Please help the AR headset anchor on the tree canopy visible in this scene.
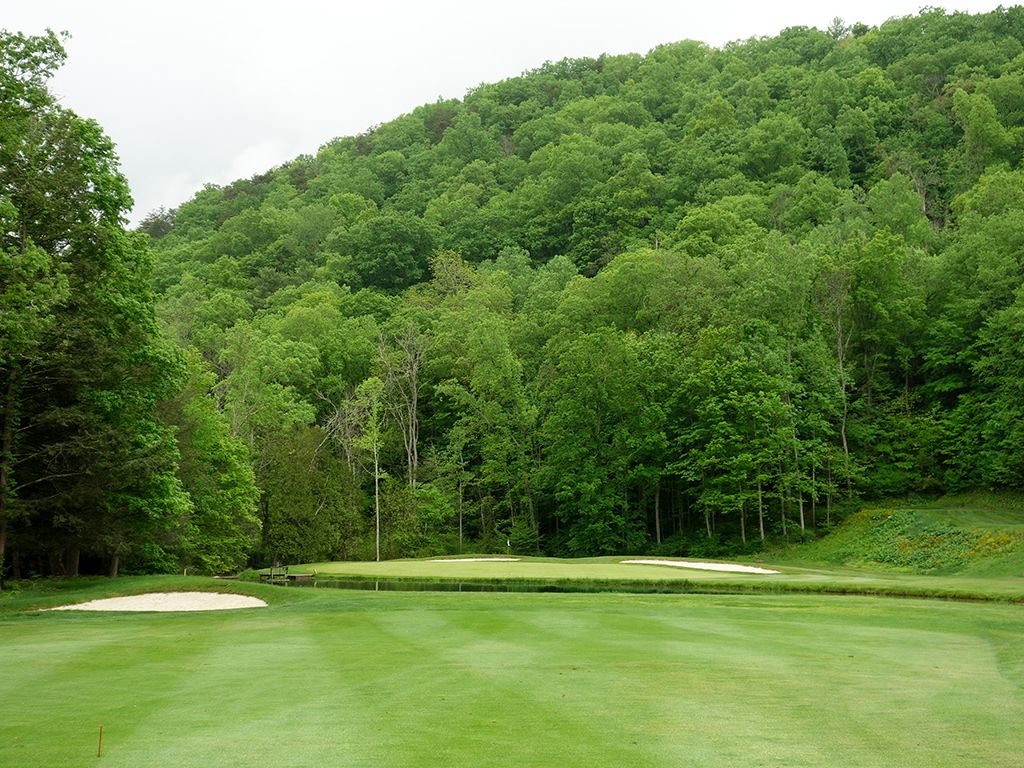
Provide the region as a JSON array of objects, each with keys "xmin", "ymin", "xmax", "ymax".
[
  {"xmin": 1, "ymin": 30, "xmax": 258, "ymax": 580},
  {"xmin": 6, "ymin": 7, "xmax": 1024, "ymax": 572}
]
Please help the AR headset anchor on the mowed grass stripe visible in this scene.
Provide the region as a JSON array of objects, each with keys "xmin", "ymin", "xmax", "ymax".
[
  {"xmin": 117, "ymin": 612, "xmax": 364, "ymax": 767},
  {"xmin": 2, "ymin": 587, "xmax": 1023, "ymax": 767},
  {"xmin": 307, "ymin": 592, "xmax": 1023, "ymax": 767},
  {"xmin": 517, "ymin": 595, "xmax": 1015, "ymax": 766},
  {"xmin": 308, "ymin": 597, "xmax": 666, "ymax": 765},
  {"xmin": 2, "ymin": 611, "xmax": 243, "ymax": 767}
]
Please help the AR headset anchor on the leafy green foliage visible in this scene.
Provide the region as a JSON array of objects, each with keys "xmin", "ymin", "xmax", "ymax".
[
  {"xmin": 1, "ymin": 30, "xmax": 197, "ymax": 581},
  {"xmin": 135, "ymin": 7, "xmax": 1024, "ymax": 564},
  {"xmin": 11, "ymin": 10, "xmax": 1024, "ymax": 573}
]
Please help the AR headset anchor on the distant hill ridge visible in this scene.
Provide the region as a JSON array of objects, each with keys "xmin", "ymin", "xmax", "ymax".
[{"xmin": 86, "ymin": 8, "xmax": 1024, "ymax": 569}]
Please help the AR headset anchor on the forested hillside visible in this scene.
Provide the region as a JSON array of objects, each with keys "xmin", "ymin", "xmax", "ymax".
[{"xmin": 6, "ymin": 8, "xmax": 1024, "ymax": 576}]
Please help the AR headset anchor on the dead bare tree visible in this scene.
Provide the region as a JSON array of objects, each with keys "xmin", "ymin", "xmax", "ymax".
[
  {"xmin": 379, "ymin": 322, "xmax": 425, "ymax": 490},
  {"xmin": 320, "ymin": 390, "xmax": 361, "ymax": 476}
]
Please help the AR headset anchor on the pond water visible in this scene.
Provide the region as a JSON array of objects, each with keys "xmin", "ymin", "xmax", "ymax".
[{"xmin": 292, "ymin": 578, "xmax": 710, "ymax": 594}]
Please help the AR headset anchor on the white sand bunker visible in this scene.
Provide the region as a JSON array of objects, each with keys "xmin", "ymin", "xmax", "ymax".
[
  {"xmin": 48, "ymin": 591, "xmax": 267, "ymax": 612},
  {"xmin": 621, "ymin": 559, "xmax": 780, "ymax": 574},
  {"xmin": 429, "ymin": 557, "xmax": 520, "ymax": 562}
]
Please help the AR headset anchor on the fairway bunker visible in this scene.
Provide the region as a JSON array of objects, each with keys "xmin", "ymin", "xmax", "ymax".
[
  {"xmin": 621, "ymin": 559, "xmax": 781, "ymax": 574},
  {"xmin": 47, "ymin": 592, "xmax": 267, "ymax": 612}
]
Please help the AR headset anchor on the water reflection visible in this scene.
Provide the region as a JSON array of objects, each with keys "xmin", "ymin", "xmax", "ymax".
[{"xmin": 296, "ymin": 579, "xmax": 696, "ymax": 594}]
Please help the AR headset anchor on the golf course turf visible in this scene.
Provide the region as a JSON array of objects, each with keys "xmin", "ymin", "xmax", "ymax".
[
  {"xmin": 293, "ymin": 555, "xmax": 1024, "ymax": 601},
  {"xmin": 2, "ymin": 572, "xmax": 1022, "ymax": 767}
]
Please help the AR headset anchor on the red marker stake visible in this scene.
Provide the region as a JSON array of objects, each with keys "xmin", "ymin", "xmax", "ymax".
[{"xmin": 97, "ymin": 725, "xmax": 103, "ymax": 757}]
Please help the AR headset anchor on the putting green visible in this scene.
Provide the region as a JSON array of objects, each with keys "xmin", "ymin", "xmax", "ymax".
[
  {"xmin": 2, "ymin": 577, "xmax": 1022, "ymax": 767},
  {"xmin": 294, "ymin": 556, "xmax": 1024, "ymax": 600},
  {"xmin": 298, "ymin": 556, "xmax": 786, "ymax": 581}
]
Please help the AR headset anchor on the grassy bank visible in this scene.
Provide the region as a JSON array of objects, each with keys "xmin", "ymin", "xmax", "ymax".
[{"xmin": 781, "ymin": 493, "xmax": 1024, "ymax": 579}]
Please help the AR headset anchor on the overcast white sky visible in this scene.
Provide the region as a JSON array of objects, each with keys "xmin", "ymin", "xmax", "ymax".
[{"xmin": 3, "ymin": 1, "xmax": 1007, "ymax": 223}]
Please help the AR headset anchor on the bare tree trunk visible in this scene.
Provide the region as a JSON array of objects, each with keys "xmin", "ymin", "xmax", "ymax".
[
  {"xmin": 374, "ymin": 445, "xmax": 381, "ymax": 562},
  {"xmin": 258, "ymin": 488, "xmax": 272, "ymax": 556},
  {"xmin": 380, "ymin": 324, "xmax": 423, "ymax": 490},
  {"xmin": 65, "ymin": 548, "xmax": 80, "ymax": 578},
  {"xmin": 811, "ymin": 464, "xmax": 817, "ymax": 530},
  {"xmin": 675, "ymin": 484, "xmax": 683, "ymax": 535},
  {"xmin": 837, "ymin": 317, "xmax": 853, "ymax": 500},
  {"xmin": 740, "ymin": 502, "xmax": 746, "ymax": 544},
  {"xmin": 826, "ymin": 459, "xmax": 833, "ymax": 527},
  {"xmin": 323, "ymin": 391, "xmax": 360, "ymax": 475},
  {"xmin": 840, "ymin": 395, "xmax": 852, "ymax": 499},
  {"xmin": 654, "ymin": 480, "xmax": 662, "ymax": 545},
  {"xmin": 524, "ymin": 470, "xmax": 536, "ymax": 530},
  {"xmin": 781, "ymin": 488, "xmax": 788, "ymax": 541},
  {"xmin": 0, "ymin": 520, "xmax": 6, "ymax": 591},
  {"xmin": 109, "ymin": 554, "xmax": 119, "ymax": 579},
  {"xmin": 798, "ymin": 489, "xmax": 805, "ymax": 535},
  {"xmin": 784, "ymin": 339, "xmax": 806, "ymax": 535},
  {"xmin": 758, "ymin": 478, "xmax": 765, "ymax": 541},
  {"xmin": 0, "ymin": 367, "xmax": 14, "ymax": 591},
  {"xmin": 822, "ymin": 268, "xmax": 854, "ymax": 500}
]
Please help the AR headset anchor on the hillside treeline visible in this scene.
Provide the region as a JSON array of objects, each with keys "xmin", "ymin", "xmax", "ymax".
[{"xmin": 4, "ymin": 8, "xmax": 1024, "ymax": 575}]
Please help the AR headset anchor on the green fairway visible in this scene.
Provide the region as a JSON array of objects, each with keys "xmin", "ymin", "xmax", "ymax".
[{"xmin": 2, "ymin": 577, "xmax": 1022, "ymax": 767}]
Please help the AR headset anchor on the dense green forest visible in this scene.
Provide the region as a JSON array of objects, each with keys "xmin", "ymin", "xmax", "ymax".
[{"xmin": 4, "ymin": 7, "xmax": 1024, "ymax": 577}]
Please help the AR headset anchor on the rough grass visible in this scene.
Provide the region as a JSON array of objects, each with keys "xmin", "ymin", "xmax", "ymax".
[
  {"xmin": 1, "ymin": 576, "xmax": 1022, "ymax": 767},
  {"xmin": 784, "ymin": 493, "xmax": 1024, "ymax": 578}
]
